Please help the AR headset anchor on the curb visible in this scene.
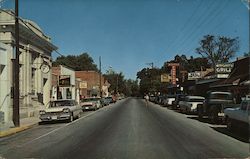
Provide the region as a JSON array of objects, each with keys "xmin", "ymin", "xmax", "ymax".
[{"xmin": 0, "ymin": 123, "xmax": 38, "ymax": 138}]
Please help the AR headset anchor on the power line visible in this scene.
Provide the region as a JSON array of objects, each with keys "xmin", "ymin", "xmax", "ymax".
[
  {"xmin": 179, "ymin": 0, "xmax": 230, "ymax": 54},
  {"xmin": 167, "ymin": 0, "xmax": 204, "ymax": 52},
  {"xmin": 0, "ymin": 9, "xmax": 64, "ymax": 58},
  {"xmin": 176, "ymin": 0, "xmax": 226, "ymax": 54}
]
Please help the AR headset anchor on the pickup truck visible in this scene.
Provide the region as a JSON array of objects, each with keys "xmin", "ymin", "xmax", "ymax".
[
  {"xmin": 224, "ymin": 100, "xmax": 249, "ymax": 131},
  {"xmin": 197, "ymin": 91, "xmax": 234, "ymax": 123}
]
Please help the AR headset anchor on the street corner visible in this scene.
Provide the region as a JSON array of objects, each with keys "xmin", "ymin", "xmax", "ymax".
[{"xmin": 0, "ymin": 123, "xmax": 37, "ymax": 138}]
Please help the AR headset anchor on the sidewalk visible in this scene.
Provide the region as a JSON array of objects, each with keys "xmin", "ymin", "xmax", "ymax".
[{"xmin": 0, "ymin": 117, "xmax": 40, "ymax": 138}]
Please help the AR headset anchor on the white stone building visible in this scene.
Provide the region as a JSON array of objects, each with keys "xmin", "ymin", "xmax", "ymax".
[{"xmin": 0, "ymin": 10, "xmax": 57, "ymax": 124}]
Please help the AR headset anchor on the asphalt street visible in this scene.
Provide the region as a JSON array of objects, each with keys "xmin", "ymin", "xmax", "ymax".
[{"xmin": 0, "ymin": 98, "xmax": 249, "ymax": 159}]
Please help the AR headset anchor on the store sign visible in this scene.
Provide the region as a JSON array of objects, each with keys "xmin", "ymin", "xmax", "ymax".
[
  {"xmin": 216, "ymin": 63, "xmax": 234, "ymax": 78},
  {"xmin": 59, "ymin": 75, "xmax": 70, "ymax": 86},
  {"xmin": 161, "ymin": 74, "xmax": 171, "ymax": 82},
  {"xmin": 188, "ymin": 72, "xmax": 201, "ymax": 80},
  {"xmin": 79, "ymin": 81, "xmax": 87, "ymax": 89},
  {"xmin": 168, "ymin": 63, "xmax": 179, "ymax": 85}
]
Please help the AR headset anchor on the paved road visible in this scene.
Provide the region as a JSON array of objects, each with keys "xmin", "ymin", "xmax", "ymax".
[{"xmin": 0, "ymin": 98, "xmax": 249, "ymax": 159}]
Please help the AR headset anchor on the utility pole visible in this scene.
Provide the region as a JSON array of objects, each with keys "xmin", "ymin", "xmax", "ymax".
[
  {"xmin": 13, "ymin": 0, "xmax": 20, "ymax": 127},
  {"xmin": 99, "ymin": 56, "xmax": 102, "ymax": 97}
]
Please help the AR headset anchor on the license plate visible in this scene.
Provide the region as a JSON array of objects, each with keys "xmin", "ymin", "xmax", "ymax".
[
  {"xmin": 85, "ymin": 107, "xmax": 89, "ymax": 109},
  {"xmin": 52, "ymin": 116, "xmax": 57, "ymax": 120}
]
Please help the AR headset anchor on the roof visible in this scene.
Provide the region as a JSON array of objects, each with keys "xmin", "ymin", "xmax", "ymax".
[{"xmin": 210, "ymin": 57, "xmax": 250, "ymax": 88}]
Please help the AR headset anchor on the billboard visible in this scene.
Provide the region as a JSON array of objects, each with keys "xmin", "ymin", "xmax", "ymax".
[
  {"xmin": 161, "ymin": 74, "xmax": 171, "ymax": 82},
  {"xmin": 188, "ymin": 72, "xmax": 201, "ymax": 80},
  {"xmin": 58, "ymin": 75, "xmax": 70, "ymax": 87},
  {"xmin": 216, "ymin": 63, "xmax": 234, "ymax": 78},
  {"xmin": 79, "ymin": 81, "xmax": 87, "ymax": 89}
]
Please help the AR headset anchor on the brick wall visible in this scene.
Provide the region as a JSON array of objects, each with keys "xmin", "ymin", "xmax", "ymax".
[{"xmin": 75, "ymin": 71, "xmax": 105, "ymax": 97}]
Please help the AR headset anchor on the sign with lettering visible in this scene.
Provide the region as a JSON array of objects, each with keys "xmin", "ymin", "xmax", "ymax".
[
  {"xmin": 216, "ymin": 63, "xmax": 234, "ymax": 78},
  {"xmin": 79, "ymin": 81, "xmax": 87, "ymax": 89},
  {"xmin": 161, "ymin": 74, "xmax": 171, "ymax": 82},
  {"xmin": 168, "ymin": 63, "xmax": 179, "ymax": 85},
  {"xmin": 188, "ymin": 72, "xmax": 201, "ymax": 80},
  {"xmin": 59, "ymin": 75, "xmax": 70, "ymax": 87}
]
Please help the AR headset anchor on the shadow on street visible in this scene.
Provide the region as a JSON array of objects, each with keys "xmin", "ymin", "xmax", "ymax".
[{"xmin": 210, "ymin": 126, "xmax": 249, "ymax": 143}]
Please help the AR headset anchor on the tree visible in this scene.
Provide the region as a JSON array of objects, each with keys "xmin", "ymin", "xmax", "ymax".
[
  {"xmin": 53, "ymin": 53, "xmax": 98, "ymax": 71},
  {"xmin": 244, "ymin": 52, "xmax": 250, "ymax": 57},
  {"xmin": 196, "ymin": 35, "xmax": 239, "ymax": 71},
  {"xmin": 103, "ymin": 72, "xmax": 125, "ymax": 94}
]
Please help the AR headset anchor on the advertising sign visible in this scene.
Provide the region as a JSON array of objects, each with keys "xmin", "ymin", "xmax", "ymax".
[
  {"xmin": 216, "ymin": 63, "xmax": 233, "ymax": 78},
  {"xmin": 59, "ymin": 75, "xmax": 70, "ymax": 87},
  {"xmin": 168, "ymin": 63, "xmax": 179, "ymax": 85},
  {"xmin": 161, "ymin": 74, "xmax": 171, "ymax": 82},
  {"xmin": 188, "ymin": 72, "xmax": 201, "ymax": 80},
  {"xmin": 79, "ymin": 81, "xmax": 87, "ymax": 89}
]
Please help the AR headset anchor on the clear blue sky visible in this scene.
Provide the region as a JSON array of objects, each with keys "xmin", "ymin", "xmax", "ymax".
[{"xmin": 2, "ymin": 0, "xmax": 249, "ymax": 79}]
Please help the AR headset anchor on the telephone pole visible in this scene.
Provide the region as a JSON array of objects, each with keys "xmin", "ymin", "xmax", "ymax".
[
  {"xmin": 13, "ymin": 0, "xmax": 20, "ymax": 127},
  {"xmin": 99, "ymin": 56, "xmax": 102, "ymax": 97}
]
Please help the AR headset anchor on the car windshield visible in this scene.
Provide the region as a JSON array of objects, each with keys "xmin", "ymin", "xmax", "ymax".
[
  {"xmin": 81, "ymin": 98, "xmax": 100, "ymax": 102},
  {"xmin": 210, "ymin": 93, "xmax": 233, "ymax": 100},
  {"xmin": 50, "ymin": 101, "xmax": 74, "ymax": 107},
  {"xmin": 188, "ymin": 98, "xmax": 204, "ymax": 102}
]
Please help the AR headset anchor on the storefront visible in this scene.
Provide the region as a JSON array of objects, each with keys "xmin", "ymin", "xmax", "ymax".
[{"xmin": 210, "ymin": 57, "xmax": 250, "ymax": 103}]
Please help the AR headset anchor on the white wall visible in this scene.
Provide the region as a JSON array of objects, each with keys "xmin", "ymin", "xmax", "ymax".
[
  {"xmin": 60, "ymin": 65, "xmax": 76, "ymax": 100},
  {"xmin": 0, "ymin": 42, "xmax": 12, "ymax": 123}
]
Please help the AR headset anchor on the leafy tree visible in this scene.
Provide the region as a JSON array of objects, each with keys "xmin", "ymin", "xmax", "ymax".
[
  {"xmin": 244, "ymin": 52, "xmax": 250, "ymax": 57},
  {"xmin": 196, "ymin": 35, "xmax": 239, "ymax": 70},
  {"xmin": 53, "ymin": 53, "xmax": 98, "ymax": 71},
  {"xmin": 103, "ymin": 72, "xmax": 125, "ymax": 94}
]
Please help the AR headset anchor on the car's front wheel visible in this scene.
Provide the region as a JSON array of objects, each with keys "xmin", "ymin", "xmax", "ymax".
[
  {"xmin": 226, "ymin": 117, "xmax": 233, "ymax": 131},
  {"xmin": 68, "ymin": 113, "xmax": 74, "ymax": 123},
  {"xmin": 198, "ymin": 106, "xmax": 203, "ymax": 119}
]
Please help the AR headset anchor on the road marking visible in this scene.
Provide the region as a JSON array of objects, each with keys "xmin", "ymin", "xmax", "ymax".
[{"xmin": 17, "ymin": 108, "xmax": 103, "ymax": 147}]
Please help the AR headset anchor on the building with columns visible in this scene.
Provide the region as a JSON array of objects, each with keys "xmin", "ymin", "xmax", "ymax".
[{"xmin": 0, "ymin": 10, "xmax": 57, "ymax": 125}]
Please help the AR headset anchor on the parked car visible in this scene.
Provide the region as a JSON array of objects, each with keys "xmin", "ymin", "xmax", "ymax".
[
  {"xmin": 179, "ymin": 96, "xmax": 205, "ymax": 114},
  {"xmin": 224, "ymin": 100, "xmax": 250, "ymax": 132},
  {"xmin": 101, "ymin": 97, "xmax": 110, "ymax": 106},
  {"xmin": 106, "ymin": 96, "xmax": 117, "ymax": 104},
  {"xmin": 39, "ymin": 99, "xmax": 81, "ymax": 123},
  {"xmin": 197, "ymin": 91, "xmax": 234, "ymax": 123},
  {"xmin": 172, "ymin": 94, "xmax": 186, "ymax": 109},
  {"xmin": 162, "ymin": 95, "xmax": 175, "ymax": 107},
  {"xmin": 81, "ymin": 97, "xmax": 102, "ymax": 111}
]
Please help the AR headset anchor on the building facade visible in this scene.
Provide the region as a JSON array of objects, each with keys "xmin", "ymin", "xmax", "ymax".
[
  {"xmin": 0, "ymin": 10, "xmax": 57, "ymax": 124},
  {"xmin": 75, "ymin": 71, "xmax": 107, "ymax": 98},
  {"xmin": 52, "ymin": 65, "xmax": 77, "ymax": 102}
]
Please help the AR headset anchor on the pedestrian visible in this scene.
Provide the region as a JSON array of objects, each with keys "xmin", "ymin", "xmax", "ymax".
[{"xmin": 144, "ymin": 94, "xmax": 149, "ymax": 107}]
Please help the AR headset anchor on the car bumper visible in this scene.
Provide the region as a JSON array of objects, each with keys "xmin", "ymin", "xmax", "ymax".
[
  {"xmin": 82, "ymin": 106, "xmax": 96, "ymax": 110},
  {"xmin": 40, "ymin": 114, "xmax": 71, "ymax": 121}
]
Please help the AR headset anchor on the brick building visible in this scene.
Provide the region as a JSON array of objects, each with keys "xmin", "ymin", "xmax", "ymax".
[{"xmin": 75, "ymin": 71, "xmax": 107, "ymax": 98}]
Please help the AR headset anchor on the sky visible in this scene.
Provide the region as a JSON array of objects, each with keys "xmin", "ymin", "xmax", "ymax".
[{"xmin": 1, "ymin": 0, "xmax": 249, "ymax": 79}]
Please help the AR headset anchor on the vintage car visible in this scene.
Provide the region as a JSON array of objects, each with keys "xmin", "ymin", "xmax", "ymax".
[
  {"xmin": 81, "ymin": 97, "xmax": 102, "ymax": 111},
  {"xmin": 197, "ymin": 91, "xmax": 234, "ymax": 123},
  {"xmin": 224, "ymin": 100, "xmax": 250, "ymax": 132},
  {"xmin": 39, "ymin": 99, "xmax": 82, "ymax": 123},
  {"xmin": 179, "ymin": 96, "xmax": 205, "ymax": 114}
]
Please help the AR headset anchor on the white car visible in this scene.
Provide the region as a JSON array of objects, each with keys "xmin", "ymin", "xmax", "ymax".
[
  {"xmin": 224, "ymin": 100, "xmax": 250, "ymax": 131},
  {"xmin": 179, "ymin": 96, "xmax": 205, "ymax": 114},
  {"xmin": 39, "ymin": 99, "xmax": 82, "ymax": 123},
  {"xmin": 163, "ymin": 95, "xmax": 175, "ymax": 106},
  {"xmin": 81, "ymin": 97, "xmax": 102, "ymax": 111}
]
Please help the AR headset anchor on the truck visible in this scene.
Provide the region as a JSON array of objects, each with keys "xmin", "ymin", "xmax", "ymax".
[
  {"xmin": 224, "ymin": 100, "xmax": 249, "ymax": 131},
  {"xmin": 197, "ymin": 91, "xmax": 235, "ymax": 123}
]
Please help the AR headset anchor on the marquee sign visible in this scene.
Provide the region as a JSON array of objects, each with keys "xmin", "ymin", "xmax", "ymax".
[
  {"xmin": 216, "ymin": 63, "xmax": 234, "ymax": 78},
  {"xmin": 188, "ymin": 72, "xmax": 202, "ymax": 80}
]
